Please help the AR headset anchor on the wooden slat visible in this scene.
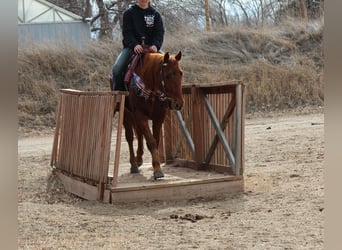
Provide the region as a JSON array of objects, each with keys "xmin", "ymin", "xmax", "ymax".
[
  {"xmin": 51, "ymin": 96, "xmax": 62, "ymax": 166},
  {"xmin": 97, "ymin": 96, "xmax": 107, "ymax": 199},
  {"xmin": 112, "ymin": 94, "xmax": 126, "ymax": 187},
  {"xmin": 52, "ymin": 89, "xmax": 127, "ymax": 199}
]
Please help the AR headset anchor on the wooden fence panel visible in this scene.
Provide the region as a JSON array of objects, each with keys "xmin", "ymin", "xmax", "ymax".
[
  {"xmin": 163, "ymin": 81, "xmax": 245, "ymax": 176},
  {"xmin": 51, "ymin": 89, "xmax": 127, "ymax": 188}
]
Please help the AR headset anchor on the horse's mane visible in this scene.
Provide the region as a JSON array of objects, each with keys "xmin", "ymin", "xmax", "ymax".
[{"xmin": 137, "ymin": 53, "xmax": 164, "ymax": 91}]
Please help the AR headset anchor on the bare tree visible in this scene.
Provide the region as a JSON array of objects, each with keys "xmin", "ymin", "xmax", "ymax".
[
  {"xmin": 226, "ymin": 0, "xmax": 282, "ymax": 26},
  {"xmin": 299, "ymin": 0, "xmax": 307, "ymax": 21},
  {"xmin": 89, "ymin": 0, "xmax": 133, "ymax": 40},
  {"xmin": 90, "ymin": 0, "xmax": 110, "ymax": 39},
  {"xmin": 209, "ymin": 0, "xmax": 230, "ymax": 27},
  {"xmin": 47, "ymin": 0, "xmax": 93, "ymax": 17},
  {"xmin": 154, "ymin": 0, "xmax": 205, "ymax": 32},
  {"xmin": 274, "ymin": 0, "xmax": 323, "ymax": 22},
  {"xmin": 229, "ymin": 0, "xmax": 252, "ymax": 25}
]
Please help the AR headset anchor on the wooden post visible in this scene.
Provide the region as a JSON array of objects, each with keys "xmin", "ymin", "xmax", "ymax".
[
  {"xmin": 112, "ymin": 94, "xmax": 126, "ymax": 187},
  {"xmin": 51, "ymin": 97, "xmax": 62, "ymax": 166},
  {"xmin": 192, "ymin": 86, "xmax": 205, "ymax": 168},
  {"xmin": 240, "ymin": 83, "xmax": 246, "ymax": 176},
  {"xmin": 205, "ymin": 0, "xmax": 210, "ymax": 31}
]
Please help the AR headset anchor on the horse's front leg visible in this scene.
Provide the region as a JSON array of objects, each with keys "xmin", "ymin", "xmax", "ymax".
[
  {"xmin": 138, "ymin": 118, "xmax": 164, "ymax": 179},
  {"xmin": 152, "ymin": 121, "xmax": 162, "ymax": 147},
  {"xmin": 135, "ymin": 126, "xmax": 144, "ymax": 167}
]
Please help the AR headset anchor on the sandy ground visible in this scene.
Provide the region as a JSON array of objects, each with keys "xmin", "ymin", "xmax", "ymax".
[{"xmin": 18, "ymin": 110, "xmax": 324, "ymax": 250}]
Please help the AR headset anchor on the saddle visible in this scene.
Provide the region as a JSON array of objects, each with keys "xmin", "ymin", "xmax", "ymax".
[
  {"xmin": 125, "ymin": 47, "xmax": 153, "ymax": 84},
  {"xmin": 109, "ymin": 48, "xmax": 151, "ymax": 92}
]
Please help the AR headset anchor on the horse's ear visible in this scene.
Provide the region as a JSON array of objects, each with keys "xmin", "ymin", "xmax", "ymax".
[
  {"xmin": 175, "ymin": 51, "xmax": 182, "ymax": 61},
  {"xmin": 163, "ymin": 52, "xmax": 170, "ymax": 64}
]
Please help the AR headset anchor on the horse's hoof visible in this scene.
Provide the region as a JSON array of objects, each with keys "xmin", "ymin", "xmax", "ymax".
[
  {"xmin": 130, "ymin": 167, "xmax": 140, "ymax": 174},
  {"xmin": 154, "ymin": 171, "xmax": 164, "ymax": 180}
]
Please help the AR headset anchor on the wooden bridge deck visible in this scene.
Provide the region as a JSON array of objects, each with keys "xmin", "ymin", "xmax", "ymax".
[
  {"xmin": 106, "ymin": 162, "xmax": 243, "ymax": 203},
  {"xmin": 52, "ymin": 82, "xmax": 245, "ymax": 203}
]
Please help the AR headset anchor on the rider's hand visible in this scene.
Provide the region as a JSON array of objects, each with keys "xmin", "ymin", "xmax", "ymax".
[
  {"xmin": 149, "ymin": 45, "xmax": 157, "ymax": 53},
  {"xmin": 134, "ymin": 44, "xmax": 144, "ymax": 54}
]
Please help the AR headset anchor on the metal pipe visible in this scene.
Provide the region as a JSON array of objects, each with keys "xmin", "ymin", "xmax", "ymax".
[
  {"xmin": 203, "ymin": 94, "xmax": 236, "ymax": 169},
  {"xmin": 175, "ymin": 110, "xmax": 195, "ymax": 157},
  {"xmin": 234, "ymin": 83, "xmax": 242, "ymax": 176}
]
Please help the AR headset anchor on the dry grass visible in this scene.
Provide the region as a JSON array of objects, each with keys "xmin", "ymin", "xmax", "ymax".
[{"xmin": 18, "ymin": 19, "xmax": 323, "ymax": 130}]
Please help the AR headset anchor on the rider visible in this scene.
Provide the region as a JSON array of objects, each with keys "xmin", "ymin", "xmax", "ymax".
[{"xmin": 111, "ymin": 0, "xmax": 165, "ymax": 91}]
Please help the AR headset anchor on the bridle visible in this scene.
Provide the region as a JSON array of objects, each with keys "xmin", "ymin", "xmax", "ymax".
[
  {"xmin": 154, "ymin": 61, "xmax": 170, "ymax": 102},
  {"xmin": 152, "ymin": 60, "xmax": 183, "ymax": 109},
  {"xmin": 132, "ymin": 52, "xmax": 181, "ymax": 109}
]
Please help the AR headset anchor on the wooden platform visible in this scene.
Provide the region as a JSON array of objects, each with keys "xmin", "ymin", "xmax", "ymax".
[
  {"xmin": 109, "ymin": 164, "xmax": 244, "ymax": 203},
  {"xmin": 56, "ymin": 162, "xmax": 244, "ymax": 203},
  {"xmin": 51, "ymin": 83, "xmax": 246, "ymax": 203}
]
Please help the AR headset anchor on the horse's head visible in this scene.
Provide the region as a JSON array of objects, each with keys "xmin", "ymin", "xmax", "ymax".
[{"xmin": 160, "ymin": 51, "xmax": 184, "ymax": 110}]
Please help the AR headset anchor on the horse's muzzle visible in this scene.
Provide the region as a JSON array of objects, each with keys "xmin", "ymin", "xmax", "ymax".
[{"xmin": 168, "ymin": 98, "xmax": 183, "ymax": 110}]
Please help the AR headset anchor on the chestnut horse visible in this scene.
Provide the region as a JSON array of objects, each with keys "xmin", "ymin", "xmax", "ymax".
[{"xmin": 119, "ymin": 51, "xmax": 183, "ymax": 179}]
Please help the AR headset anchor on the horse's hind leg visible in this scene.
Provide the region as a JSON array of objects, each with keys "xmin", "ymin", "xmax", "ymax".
[
  {"xmin": 135, "ymin": 128, "xmax": 144, "ymax": 166},
  {"xmin": 124, "ymin": 110, "xmax": 139, "ymax": 173}
]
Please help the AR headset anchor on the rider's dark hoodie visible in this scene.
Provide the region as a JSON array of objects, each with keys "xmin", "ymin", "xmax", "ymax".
[{"xmin": 122, "ymin": 4, "xmax": 164, "ymax": 50}]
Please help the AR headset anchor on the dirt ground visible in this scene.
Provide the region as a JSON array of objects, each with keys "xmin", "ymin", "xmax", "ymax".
[{"xmin": 18, "ymin": 109, "xmax": 324, "ymax": 250}]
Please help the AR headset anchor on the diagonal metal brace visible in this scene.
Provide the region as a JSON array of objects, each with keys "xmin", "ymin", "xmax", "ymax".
[
  {"xmin": 204, "ymin": 96, "xmax": 236, "ymax": 164},
  {"xmin": 175, "ymin": 110, "xmax": 195, "ymax": 157},
  {"xmin": 202, "ymin": 93, "xmax": 236, "ymax": 170}
]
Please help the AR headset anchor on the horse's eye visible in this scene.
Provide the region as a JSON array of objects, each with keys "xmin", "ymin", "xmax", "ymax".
[{"xmin": 164, "ymin": 69, "xmax": 182, "ymax": 80}]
